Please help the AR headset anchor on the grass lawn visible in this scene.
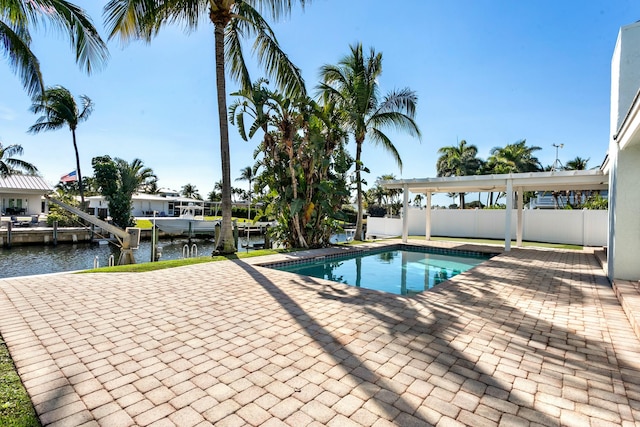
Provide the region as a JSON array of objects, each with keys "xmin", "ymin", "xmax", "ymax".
[
  {"xmin": 0, "ymin": 336, "xmax": 40, "ymax": 427},
  {"xmin": 409, "ymin": 235, "xmax": 583, "ymax": 250},
  {"xmin": 84, "ymin": 248, "xmax": 290, "ymax": 273}
]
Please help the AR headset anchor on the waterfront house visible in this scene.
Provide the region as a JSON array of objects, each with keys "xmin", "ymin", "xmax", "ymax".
[{"xmin": 0, "ymin": 175, "xmax": 53, "ymax": 216}]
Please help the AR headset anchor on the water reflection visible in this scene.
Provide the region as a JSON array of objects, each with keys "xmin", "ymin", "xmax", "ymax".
[
  {"xmin": 276, "ymin": 249, "xmax": 488, "ymax": 295},
  {"xmin": 0, "ymin": 235, "xmax": 266, "ymax": 279}
]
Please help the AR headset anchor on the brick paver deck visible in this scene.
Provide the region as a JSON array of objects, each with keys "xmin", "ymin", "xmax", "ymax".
[{"xmin": 1, "ymin": 242, "xmax": 639, "ymax": 426}]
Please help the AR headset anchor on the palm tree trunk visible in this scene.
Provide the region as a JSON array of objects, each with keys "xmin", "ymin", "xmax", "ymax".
[
  {"xmin": 71, "ymin": 129, "xmax": 85, "ymax": 209},
  {"xmin": 213, "ymin": 23, "xmax": 236, "ymax": 253},
  {"xmin": 354, "ymin": 140, "xmax": 364, "ymax": 240}
]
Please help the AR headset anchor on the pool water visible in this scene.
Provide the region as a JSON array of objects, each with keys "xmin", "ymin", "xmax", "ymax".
[{"xmin": 273, "ymin": 247, "xmax": 492, "ymax": 295}]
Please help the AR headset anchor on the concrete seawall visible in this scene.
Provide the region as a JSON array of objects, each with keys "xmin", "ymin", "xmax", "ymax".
[
  {"xmin": 0, "ymin": 225, "xmax": 210, "ymax": 247},
  {"xmin": 0, "ymin": 227, "xmax": 95, "ymax": 247}
]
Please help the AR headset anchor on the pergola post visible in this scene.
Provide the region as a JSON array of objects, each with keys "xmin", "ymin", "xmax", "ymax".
[
  {"xmin": 425, "ymin": 192, "xmax": 432, "ymax": 240},
  {"xmin": 505, "ymin": 179, "xmax": 513, "ymax": 251},
  {"xmin": 402, "ymin": 184, "xmax": 409, "ymax": 242},
  {"xmin": 516, "ymin": 186, "xmax": 524, "ymax": 247}
]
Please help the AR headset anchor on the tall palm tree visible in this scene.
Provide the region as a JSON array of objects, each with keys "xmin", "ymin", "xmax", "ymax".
[
  {"xmin": 181, "ymin": 183, "xmax": 202, "ymax": 200},
  {"xmin": 0, "ymin": 142, "xmax": 38, "ymax": 178},
  {"xmin": 436, "ymin": 140, "xmax": 482, "ymax": 208},
  {"xmin": 319, "ymin": 43, "xmax": 421, "ymax": 240},
  {"xmin": 29, "ymin": 86, "xmax": 93, "ymax": 207},
  {"xmin": 1, "ymin": 0, "xmax": 108, "ymax": 97},
  {"xmin": 104, "ymin": 0, "xmax": 309, "ymax": 254}
]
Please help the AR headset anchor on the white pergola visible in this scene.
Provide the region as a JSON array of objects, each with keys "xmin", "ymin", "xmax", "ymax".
[{"xmin": 383, "ymin": 170, "xmax": 609, "ymax": 251}]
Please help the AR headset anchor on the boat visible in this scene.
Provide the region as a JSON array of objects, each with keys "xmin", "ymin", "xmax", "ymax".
[{"xmin": 153, "ymin": 206, "xmax": 219, "ymax": 235}]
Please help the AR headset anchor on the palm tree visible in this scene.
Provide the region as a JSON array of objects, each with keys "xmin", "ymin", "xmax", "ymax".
[
  {"xmin": 486, "ymin": 139, "xmax": 542, "ymax": 174},
  {"xmin": 236, "ymin": 165, "xmax": 255, "ymax": 221},
  {"xmin": 564, "ymin": 156, "xmax": 590, "ymax": 207},
  {"xmin": 117, "ymin": 158, "xmax": 157, "ymax": 196},
  {"xmin": 104, "ymin": 0, "xmax": 309, "ymax": 254},
  {"xmin": 565, "ymin": 156, "xmax": 589, "ymax": 171},
  {"xmin": 0, "ymin": 142, "xmax": 38, "ymax": 178},
  {"xmin": 29, "ymin": 86, "xmax": 93, "ymax": 207},
  {"xmin": 319, "ymin": 43, "xmax": 421, "ymax": 240},
  {"xmin": 436, "ymin": 140, "xmax": 483, "ymax": 208},
  {"xmin": 181, "ymin": 183, "xmax": 202, "ymax": 200},
  {"xmin": 236, "ymin": 166, "xmax": 255, "ymax": 193},
  {"xmin": 2, "ymin": 0, "xmax": 108, "ymax": 97},
  {"xmin": 486, "ymin": 139, "xmax": 542, "ymax": 207}
]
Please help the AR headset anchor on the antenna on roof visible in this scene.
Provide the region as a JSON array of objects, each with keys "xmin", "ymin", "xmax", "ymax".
[{"xmin": 552, "ymin": 143, "xmax": 564, "ymax": 171}]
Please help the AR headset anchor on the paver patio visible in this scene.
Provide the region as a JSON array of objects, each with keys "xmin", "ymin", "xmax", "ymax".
[{"xmin": 1, "ymin": 241, "xmax": 639, "ymax": 426}]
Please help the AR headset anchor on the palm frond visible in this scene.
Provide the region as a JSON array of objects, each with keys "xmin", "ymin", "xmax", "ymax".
[
  {"xmin": 0, "ymin": 19, "xmax": 44, "ymax": 96},
  {"xmin": 368, "ymin": 128, "xmax": 402, "ymax": 170},
  {"xmin": 104, "ymin": 0, "xmax": 162, "ymax": 42},
  {"xmin": 225, "ymin": 17, "xmax": 253, "ymax": 93},
  {"xmin": 250, "ymin": 0, "xmax": 310, "ymax": 21},
  {"xmin": 368, "ymin": 111, "xmax": 421, "ymax": 139},
  {"xmin": 28, "ymin": 0, "xmax": 111, "ymax": 73},
  {"xmin": 237, "ymin": 2, "xmax": 306, "ymax": 98}
]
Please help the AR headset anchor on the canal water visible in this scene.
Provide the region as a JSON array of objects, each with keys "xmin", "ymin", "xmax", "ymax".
[{"xmin": 0, "ymin": 236, "xmax": 265, "ymax": 279}]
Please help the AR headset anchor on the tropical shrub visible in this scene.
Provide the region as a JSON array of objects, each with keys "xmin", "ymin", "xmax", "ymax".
[{"xmin": 230, "ymin": 82, "xmax": 352, "ymax": 248}]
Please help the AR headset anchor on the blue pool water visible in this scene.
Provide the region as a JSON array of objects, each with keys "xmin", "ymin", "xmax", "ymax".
[{"xmin": 272, "ymin": 247, "xmax": 493, "ymax": 295}]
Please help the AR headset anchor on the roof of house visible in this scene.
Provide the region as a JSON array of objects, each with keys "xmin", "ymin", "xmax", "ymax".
[
  {"xmin": 383, "ymin": 170, "xmax": 609, "ymax": 194},
  {"xmin": 0, "ymin": 175, "xmax": 53, "ymax": 192}
]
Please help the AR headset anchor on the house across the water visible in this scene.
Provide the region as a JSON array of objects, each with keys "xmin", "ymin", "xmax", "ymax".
[{"xmin": 0, "ymin": 175, "xmax": 53, "ymax": 216}]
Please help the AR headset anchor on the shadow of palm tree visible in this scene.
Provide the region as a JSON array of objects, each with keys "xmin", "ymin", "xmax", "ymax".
[{"xmin": 237, "ymin": 246, "xmax": 638, "ymax": 425}]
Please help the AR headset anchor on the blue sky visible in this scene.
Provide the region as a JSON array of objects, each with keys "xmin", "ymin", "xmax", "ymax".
[{"xmin": 1, "ymin": 0, "xmax": 639, "ymax": 205}]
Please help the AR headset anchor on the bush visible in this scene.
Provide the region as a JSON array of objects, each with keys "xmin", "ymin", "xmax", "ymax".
[
  {"xmin": 582, "ymin": 194, "xmax": 608, "ymax": 210},
  {"xmin": 367, "ymin": 204, "xmax": 387, "ymax": 217}
]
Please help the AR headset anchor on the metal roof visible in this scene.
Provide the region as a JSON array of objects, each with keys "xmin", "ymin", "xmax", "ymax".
[
  {"xmin": 0, "ymin": 175, "xmax": 54, "ymax": 192},
  {"xmin": 383, "ymin": 170, "xmax": 609, "ymax": 194}
]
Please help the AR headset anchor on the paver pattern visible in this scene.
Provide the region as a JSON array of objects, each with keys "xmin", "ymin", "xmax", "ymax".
[{"xmin": 1, "ymin": 241, "xmax": 639, "ymax": 426}]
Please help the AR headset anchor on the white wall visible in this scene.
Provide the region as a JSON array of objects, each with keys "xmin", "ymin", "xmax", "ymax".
[
  {"xmin": 611, "ymin": 22, "xmax": 640, "ymax": 134},
  {"xmin": 367, "ymin": 208, "xmax": 608, "ymax": 246}
]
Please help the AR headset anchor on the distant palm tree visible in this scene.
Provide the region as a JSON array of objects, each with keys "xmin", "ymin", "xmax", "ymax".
[
  {"xmin": 0, "ymin": 142, "xmax": 38, "ymax": 178},
  {"xmin": 486, "ymin": 139, "xmax": 542, "ymax": 174},
  {"xmin": 565, "ymin": 156, "xmax": 589, "ymax": 171},
  {"xmin": 236, "ymin": 166, "xmax": 255, "ymax": 192},
  {"xmin": 140, "ymin": 179, "xmax": 159, "ymax": 194},
  {"xmin": 29, "ymin": 86, "xmax": 93, "ymax": 207},
  {"xmin": 181, "ymin": 183, "xmax": 202, "ymax": 200},
  {"xmin": 319, "ymin": 43, "xmax": 421, "ymax": 240},
  {"xmin": 436, "ymin": 140, "xmax": 482, "ymax": 208},
  {"xmin": 104, "ymin": 0, "xmax": 309, "ymax": 254},
  {"xmin": 564, "ymin": 156, "xmax": 590, "ymax": 207},
  {"xmin": 236, "ymin": 165, "xmax": 255, "ymax": 221},
  {"xmin": 2, "ymin": 0, "xmax": 108, "ymax": 97},
  {"xmin": 117, "ymin": 158, "xmax": 157, "ymax": 196},
  {"xmin": 486, "ymin": 139, "xmax": 542, "ymax": 207}
]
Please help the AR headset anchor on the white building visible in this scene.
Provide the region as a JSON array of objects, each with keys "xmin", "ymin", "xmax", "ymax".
[
  {"xmin": 0, "ymin": 175, "xmax": 53, "ymax": 216},
  {"xmin": 604, "ymin": 21, "xmax": 640, "ymax": 280}
]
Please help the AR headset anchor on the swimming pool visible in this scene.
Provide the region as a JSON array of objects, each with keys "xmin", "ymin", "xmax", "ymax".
[{"xmin": 269, "ymin": 245, "xmax": 495, "ymax": 295}]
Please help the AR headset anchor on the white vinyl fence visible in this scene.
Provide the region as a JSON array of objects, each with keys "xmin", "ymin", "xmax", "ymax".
[{"xmin": 366, "ymin": 207, "xmax": 608, "ymax": 247}]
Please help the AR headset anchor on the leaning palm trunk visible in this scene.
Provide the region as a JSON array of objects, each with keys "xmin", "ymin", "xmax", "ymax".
[
  {"xmin": 71, "ymin": 129, "xmax": 85, "ymax": 207},
  {"xmin": 213, "ymin": 22, "xmax": 235, "ymax": 253}
]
